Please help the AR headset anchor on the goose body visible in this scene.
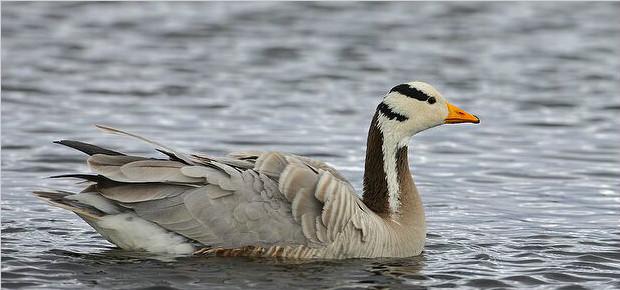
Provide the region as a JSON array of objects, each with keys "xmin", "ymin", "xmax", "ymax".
[{"xmin": 35, "ymin": 81, "xmax": 479, "ymax": 259}]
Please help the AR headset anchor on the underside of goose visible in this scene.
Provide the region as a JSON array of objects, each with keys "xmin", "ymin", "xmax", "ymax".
[{"xmin": 34, "ymin": 81, "xmax": 479, "ymax": 259}]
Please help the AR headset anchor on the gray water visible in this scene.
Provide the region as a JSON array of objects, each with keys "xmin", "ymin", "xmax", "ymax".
[{"xmin": 2, "ymin": 2, "xmax": 620, "ymax": 289}]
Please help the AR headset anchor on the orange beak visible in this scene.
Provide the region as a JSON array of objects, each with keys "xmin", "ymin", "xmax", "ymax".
[{"xmin": 445, "ymin": 103, "xmax": 480, "ymax": 124}]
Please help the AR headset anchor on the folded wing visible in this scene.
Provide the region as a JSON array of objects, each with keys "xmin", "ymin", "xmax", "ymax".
[{"xmin": 55, "ymin": 126, "xmax": 370, "ymax": 250}]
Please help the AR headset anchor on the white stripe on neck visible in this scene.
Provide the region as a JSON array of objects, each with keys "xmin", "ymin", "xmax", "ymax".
[{"xmin": 376, "ymin": 115, "xmax": 410, "ymax": 216}]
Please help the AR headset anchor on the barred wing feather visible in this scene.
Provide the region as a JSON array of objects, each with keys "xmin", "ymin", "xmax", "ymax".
[{"xmin": 65, "ymin": 126, "xmax": 369, "ymax": 251}]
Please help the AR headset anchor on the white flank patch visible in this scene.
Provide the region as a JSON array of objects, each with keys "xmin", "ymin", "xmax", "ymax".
[
  {"xmin": 96, "ymin": 213, "xmax": 195, "ymax": 255},
  {"xmin": 66, "ymin": 192, "xmax": 122, "ymax": 214}
]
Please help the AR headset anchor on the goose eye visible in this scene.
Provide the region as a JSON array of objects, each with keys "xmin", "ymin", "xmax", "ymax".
[{"xmin": 427, "ymin": 97, "xmax": 436, "ymax": 104}]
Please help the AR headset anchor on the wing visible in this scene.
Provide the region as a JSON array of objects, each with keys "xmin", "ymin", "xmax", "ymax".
[
  {"xmin": 67, "ymin": 126, "xmax": 368, "ymax": 249},
  {"xmin": 227, "ymin": 150, "xmax": 353, "ymax": 187}
]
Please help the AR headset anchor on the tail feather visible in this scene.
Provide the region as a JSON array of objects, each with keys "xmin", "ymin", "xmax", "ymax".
[
  {"xmin": 33, "ymin": 191, "xmax": 196, "ymax": 254},
  {"xmin": 53, "ymin": 140, "xmax": 125, "ymax": 156},
  {"xmin": 33, "ymin": 191, "xmax": 105, "ymax": 219}
]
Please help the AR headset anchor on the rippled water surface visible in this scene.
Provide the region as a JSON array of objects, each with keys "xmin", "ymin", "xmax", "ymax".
[{"xmin": 2, "ymin": 2, "xmax": 620, "ymax": 289}]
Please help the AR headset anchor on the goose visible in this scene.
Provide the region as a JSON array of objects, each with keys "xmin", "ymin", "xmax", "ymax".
[{"xmin": 34, "ymin": 81, "xmax": 479, "ymax": 259}]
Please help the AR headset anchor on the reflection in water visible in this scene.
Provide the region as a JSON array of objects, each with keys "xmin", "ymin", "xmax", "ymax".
[{"xmin": 2, "ymin": 1, "xmax": 620, "ymax": 289}]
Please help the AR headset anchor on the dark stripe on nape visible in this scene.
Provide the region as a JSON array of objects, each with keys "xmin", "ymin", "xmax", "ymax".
[
  {"xmin": 389, "ymin": 84, "xmax": 430, "ymax": 102},
  {"xmin": 377, "ymin": 102, "xmax": 408, "ymax": 121}
]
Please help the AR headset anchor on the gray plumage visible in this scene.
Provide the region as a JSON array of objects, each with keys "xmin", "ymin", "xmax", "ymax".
[{"xmin": 36, "ymin": 126, "xmax": 421, "ymax": 258}]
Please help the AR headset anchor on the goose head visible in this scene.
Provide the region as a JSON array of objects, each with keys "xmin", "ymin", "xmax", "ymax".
[{"xmin": 376, "ymin": 81, "xmax": 479, "ymax": 145}]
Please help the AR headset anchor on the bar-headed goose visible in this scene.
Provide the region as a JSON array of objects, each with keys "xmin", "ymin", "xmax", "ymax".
[{"xmin": 35, "ymin": 81, "xmax": 479, "ymax": 258}]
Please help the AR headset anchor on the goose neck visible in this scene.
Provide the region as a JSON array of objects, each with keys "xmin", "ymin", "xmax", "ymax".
[{"xmin": 362, "ymin": 112, "xmax": 421, "ymax": 222}]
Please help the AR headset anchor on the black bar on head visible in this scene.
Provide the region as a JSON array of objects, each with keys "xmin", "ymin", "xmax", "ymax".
[
  {"xmin": 389, "ymin": 84, "xmax": 430, "ymax": 101},
  {"xmin": 377, "ymin": 102, "xmax": 408, "ymax": 121}
]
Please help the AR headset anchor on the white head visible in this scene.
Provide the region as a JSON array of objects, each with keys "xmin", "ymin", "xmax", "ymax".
[
  {"xmin": 364, "ymin": 81, "xmax": 480, "ymax": 216},
  {"xmin": 375, "ymin": 81, "xmax": 479, "ymax": 146}
]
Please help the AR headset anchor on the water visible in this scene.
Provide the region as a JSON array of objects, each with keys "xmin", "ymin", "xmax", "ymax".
[{"xmin": 2, "ymin": 2, "xmax": 620, "ymax": 289}]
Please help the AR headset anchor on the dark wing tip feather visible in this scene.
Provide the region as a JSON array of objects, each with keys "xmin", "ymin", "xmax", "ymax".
[
  {"xmin": 54, "ymin": 140, "xmax": 125, "ymax": 156},
  {"xmin": 156, "ymin": 149, "xmax": 190, "ymax": 164},
  {"xmin": 49, "ymin": 174, "xmax": 120, "ymax": 188},
  {"xmin": 49, "ymin": 174, "xmax": 101, "ymax": 182},
  {"xmin": 33, "ymin": 190, "xmax": 71, "ymax": 199}
]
